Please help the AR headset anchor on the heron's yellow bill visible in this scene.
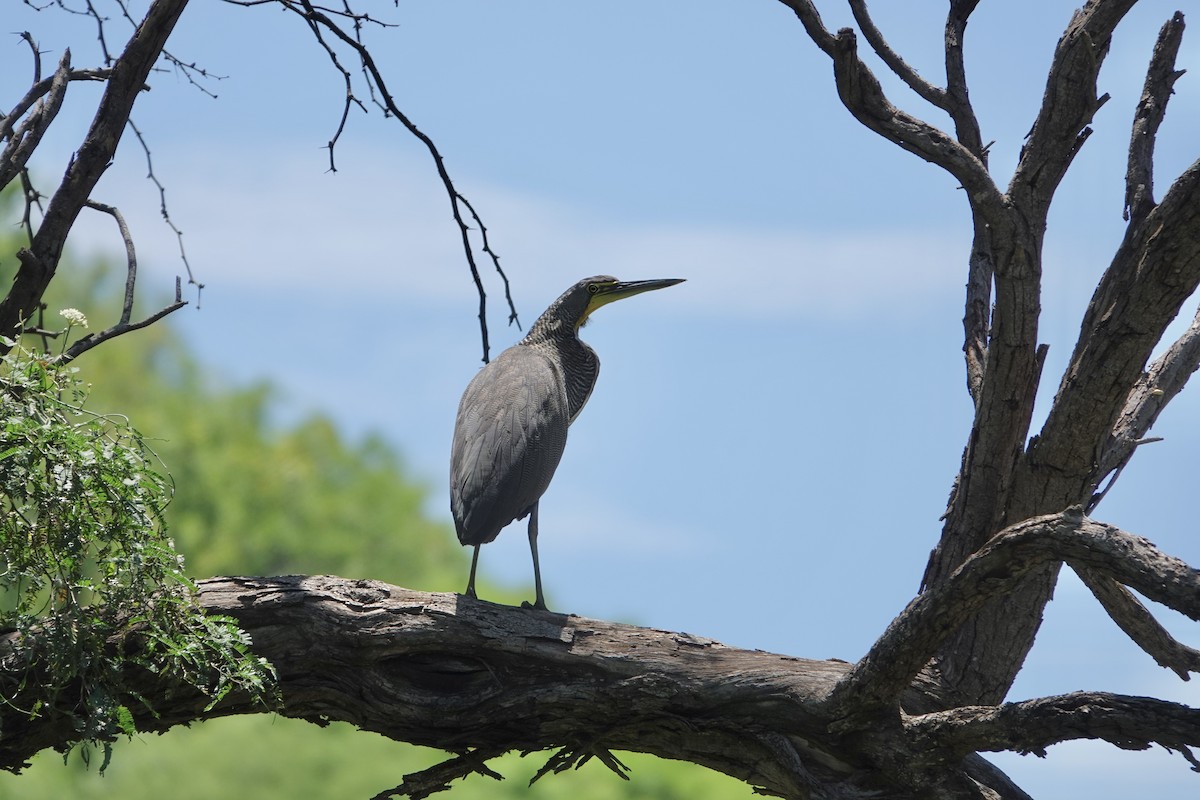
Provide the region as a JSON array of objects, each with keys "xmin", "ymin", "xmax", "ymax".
[{"xmin": 577, "ymin": 277, "xmax": 685, "ymax": 327}]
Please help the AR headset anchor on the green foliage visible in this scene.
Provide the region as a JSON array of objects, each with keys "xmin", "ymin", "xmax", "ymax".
[{"xmin": 0, "ymin": 335, "xmax": 274, "ymax": 768}]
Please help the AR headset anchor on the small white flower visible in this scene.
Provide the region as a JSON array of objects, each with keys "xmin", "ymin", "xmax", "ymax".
[{"xmin": 59, "ymin": 308, "xmax": 89, "ymax": 329}]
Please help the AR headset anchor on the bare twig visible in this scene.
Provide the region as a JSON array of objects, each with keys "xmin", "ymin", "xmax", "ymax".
[
  {"xmin": 18, "ymin": 169, "xmax": 43, "ymax": 245},
  {"xmin": 530, "ymin": 741, "xmax": 630, "ymax": 785},
  {"xmin": 293, "ymin": 5, "xmax": 368, "ymax": 172},
  {"xmin": 125, "ymin": 118, "xmax": 203, "ymax": 301},
  {"xmin": 53, "ymin": 290, "xmax": 187, "ymax": 365},
  {"xmin": 281, "ymin": 0, "xmax": 520, "ymax": 362}
]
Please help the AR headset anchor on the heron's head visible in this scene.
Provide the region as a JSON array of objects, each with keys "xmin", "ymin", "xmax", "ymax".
[
  {"xmin": 524, "ymin": 276, "xmax": 685, "ymax": 343},
  {"xmin": 570, "ymin": 275, "xmax": 685, "ymax": 329}
]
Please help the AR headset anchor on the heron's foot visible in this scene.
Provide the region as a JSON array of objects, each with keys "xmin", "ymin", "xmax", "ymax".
[
  {"xmin": 464, "ymin": 586, "xmax": 478, "ymax": 600},
  {"xmin": 521, "ymin": 599, "xmax": 549, "ymax": 611}
]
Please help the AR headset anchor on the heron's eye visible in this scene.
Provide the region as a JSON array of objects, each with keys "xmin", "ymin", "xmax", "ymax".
[{"xmin": 587, "ymin": 283, "xmax": 600, "ymax": 294}]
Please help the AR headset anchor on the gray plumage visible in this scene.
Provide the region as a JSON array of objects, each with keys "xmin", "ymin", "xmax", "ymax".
[{"xmin": 450, "ymin": 274, "xmax": 683, "ymax": 610}]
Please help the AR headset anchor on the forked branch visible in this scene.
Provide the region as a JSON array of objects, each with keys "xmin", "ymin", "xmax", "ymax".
[
  {"xmin": 777, "ymin": 0, "xmax": 1001, "ymax": 216},
  {"xmin": 49, "ymin": 201, "xmax": 187, "ymax": 366},
  {"xmin": 830, "ymin": 510, "xmax": 1200, "ymax": 713}
]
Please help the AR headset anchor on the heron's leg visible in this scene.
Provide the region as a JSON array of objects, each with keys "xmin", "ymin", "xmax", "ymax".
[
  {"xmin": 465, "ymin": 544, "xmax": 480, "ymax": 599},
  {"xmin": 523, "ymin": 502, "xmax": 549, "ymax": 611}
]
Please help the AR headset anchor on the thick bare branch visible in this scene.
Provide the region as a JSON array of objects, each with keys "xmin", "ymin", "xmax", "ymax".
[
  {"xmin": 834, "ymin": 510, "xmax": 1200, "ymax": 713},
  {"xmin": 1075, "ymin": 565, "xmax": 1200, "ymax": 681},
  {"xmin": 907, "ymin": 692, "xmax": 1200, "ymax": 770},
  {"xmin": 1125, "ymin": 12, "xmax": 1186, "ymax": 225},
  {"xmin": 1025, "ymin": 155, "xmax": 1200, "ymax": 515},
  {"xmin": 0, "ymin": 576, "xmax": 1042, "ymax": 800},
  {"xmin": 0, "ymin": 577, "xmax": 855, "ymax": 798}
]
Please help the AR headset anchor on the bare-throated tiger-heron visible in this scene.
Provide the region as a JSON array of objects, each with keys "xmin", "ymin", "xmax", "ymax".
[{"xmin": 450, "ymin": 275, "xmax": 684, "ymax": 610}]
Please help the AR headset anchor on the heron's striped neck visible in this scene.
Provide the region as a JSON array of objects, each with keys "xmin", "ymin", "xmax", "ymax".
[{"xmin": 521, "ymin": 325, "xmax": 599, "ymax": 424}]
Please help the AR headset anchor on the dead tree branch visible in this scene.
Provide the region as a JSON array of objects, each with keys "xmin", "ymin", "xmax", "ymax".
[
  {"xmin": 830, "ymin": 509, "xmax": 1200, "ymax": 714},
  {"xmin": 4, "ymin": 571, "xmax": 1196, "ymax": 800},
  {"xmin": 1125, "ymin": 11, "xmax": 1186, "ymax": 224},
  {"xmin": 907, "ymin": 692, "xmax": 1200, "ymax": 770},
  {"xmin": 0, "ymin": 0, "xmax": 190, "ymax": 342}
]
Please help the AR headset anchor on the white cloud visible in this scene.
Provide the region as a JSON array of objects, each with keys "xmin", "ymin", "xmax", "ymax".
[{"xmin": 66, "ymin": 142, "xmax": 969, "ymax": 321}]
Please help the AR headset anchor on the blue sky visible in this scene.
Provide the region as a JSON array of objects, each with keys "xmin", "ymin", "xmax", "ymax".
[{"xmin": 5, "ymin": 1, "xmax": 1200, "ymax": 797}]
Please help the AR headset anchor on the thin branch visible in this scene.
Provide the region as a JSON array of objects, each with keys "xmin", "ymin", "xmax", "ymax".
[
  {"xmin": 293, "ymin": 4, "xmax": 368, "ymax": 172},
  {"xmin": 832, "ymin": 510, "xmax": 1200, "ymax": 714},
  {"xmin": 53, "ymin": 293, "xmax": 187, "ymax": 366},
  {"xmin": 847, "ymin": 0, "xmax": 946, "ymax": 109},
  {"xmin": 458, "ymin": 194, "xmax": 520, "ymax": 329},
  {"xmin": 1, "ymin": 63, "xmax": 111, "ymax": 144},
  {"xmin": 81, "ymin": 200, "xmax": 138, "ymax": 324},
  {"xmin": 1096, "ymin": 304, "xmax": 1200, "ymax": 500},
  {"xmin": 906, "ymin": 692, "xmax": 1200, "ymax": 770},
  {"xmin": 18, "ymin": 168, "xmax": 43, "ymax": 245},
  {"xmin": 1124, "ymin": 12, "xmax": 1186, "ymax": 224},
  {"xmin": 267, "ymin": 0, "xmax": 520, "ymax": 362},
  {"xmin": 943, "ymin": 0, "xmax": 986, "ymax": 162},
  {"xmin": 0, "ymin": 50, "xmax": 71, "ymax": 193},
  {"xmin": 124, "ymin": 118, "xmax": 203, "ymax": 302},
  {"xmin": 779, "ymin": 1, "xmax": 1001, "ymax": 217}
]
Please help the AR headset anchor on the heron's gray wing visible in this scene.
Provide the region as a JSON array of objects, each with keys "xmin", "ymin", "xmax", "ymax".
[{"xmin": 450, "ymin": 346, "xmax": 570, "ymax": 546}]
